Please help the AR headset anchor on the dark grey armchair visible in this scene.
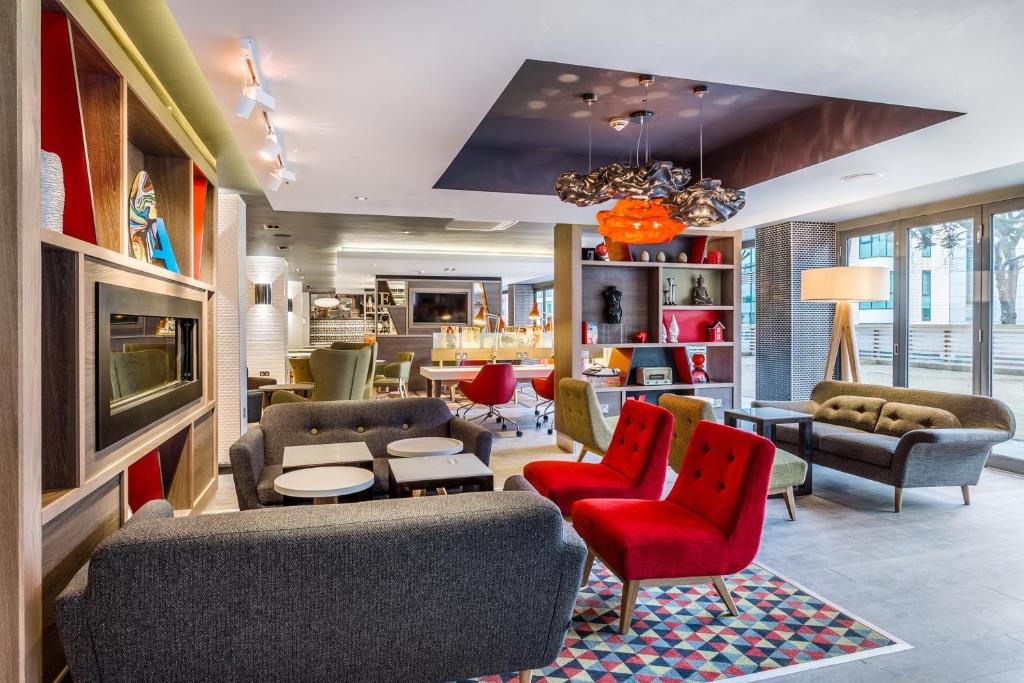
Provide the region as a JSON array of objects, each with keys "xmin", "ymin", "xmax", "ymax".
[
  {"xmin": 56, "ymin": 495, "xmax": 586, "ymax": 682},
  {"xmin": 230, "ymin": 397, "xmax": 493, "ymax": 509}
]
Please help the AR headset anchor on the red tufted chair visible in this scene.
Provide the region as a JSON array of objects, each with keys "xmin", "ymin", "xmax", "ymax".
[
  {"xmin": 532, "ymin": 371, "xmax": 555, "ymax": 434},
  {"xmin": 523, "ymin": 399, "xmax": 673, "ymax": 516},
  {"xmin": 572, "ymin": 420, "xmax": 775, "ymax": 634},
  {"xmin": 454, "ymin": 362, "xmax": 522, "ymax": 436}
]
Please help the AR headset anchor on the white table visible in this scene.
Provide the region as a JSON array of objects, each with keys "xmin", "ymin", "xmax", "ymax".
[
  {"xmin": 386, "ymin": 436, "xmax": 463, "ymax": 458},
  {"xmin": 273, "ymin": 466, "xmax": 374, "ymax": 505},
  {"xmin": 387, "ymin": 454, "xmax": 494, "ymax": 498},
  {"xmin": 419, "ymin": 365, "xmax": 552, "ymax": 399},
  {"xmin": 283, "ymin": 441, "xmax": 374, "ymax": 470}
]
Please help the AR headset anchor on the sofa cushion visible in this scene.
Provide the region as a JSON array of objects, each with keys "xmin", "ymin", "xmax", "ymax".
[
  {"xmin": 874, "ymin": 401, "xmax": 962, "ymax": 437},
  {"xmin": 814, "ymin": 395, "xmax": 886, "ymax": 432},
  {"xmin": 817, "ymin": 431, "xmax": 901, "ymax": 468},
  {"xmin": 775, "ymin": 421, "xmax": 864, "ymax": 447}
]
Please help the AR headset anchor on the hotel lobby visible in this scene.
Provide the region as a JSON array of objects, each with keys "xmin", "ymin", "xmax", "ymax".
[{"xmin": 5, "ymin": 1, "xmax": 1024, "ymax": 681}]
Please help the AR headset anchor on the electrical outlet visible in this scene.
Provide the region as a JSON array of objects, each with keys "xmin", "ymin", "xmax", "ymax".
[
  {"xmin": 601, "ymin": 404, "xmax": 610, "ymax": 414},
  {"xmin": 259, "ymin": 370, "xmax": 271, "ymax": 377},
  {"xmin": 712, "ymin": 399, "xmax": 722, "ymax": 408}
]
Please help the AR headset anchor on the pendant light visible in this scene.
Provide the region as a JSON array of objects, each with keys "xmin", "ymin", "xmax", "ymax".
[{"xmin": 666, "ymin": 86, "xmax": 746, "ymax": 227}]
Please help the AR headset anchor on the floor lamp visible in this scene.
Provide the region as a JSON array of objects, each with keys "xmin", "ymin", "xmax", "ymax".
[{"xmin": 801, "ymin": 266, "xmax": 890, "ymax": 382}]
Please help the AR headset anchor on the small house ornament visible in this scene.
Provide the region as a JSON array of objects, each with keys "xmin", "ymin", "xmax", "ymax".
[{"xmin": 708, "ymin": 321, "xmax": 726, "ymax": 342}]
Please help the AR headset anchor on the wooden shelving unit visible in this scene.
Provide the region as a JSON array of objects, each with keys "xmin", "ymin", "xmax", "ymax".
[
  {"xmin": 554, "ymin": 225, "xmax": 741, "ymax": 431},
  {"xmin": 35, "ymin": 4, "xmax": 220, "ymax": 679}
]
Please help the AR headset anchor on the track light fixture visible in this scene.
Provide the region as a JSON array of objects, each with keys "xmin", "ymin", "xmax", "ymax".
[
  {"xmin": 258, "ymin": 132, "xmax": 282, "ymax": 160},
  {"xmin": 235, "ymin": 39, "xmax": 275, "ymax": 119}
]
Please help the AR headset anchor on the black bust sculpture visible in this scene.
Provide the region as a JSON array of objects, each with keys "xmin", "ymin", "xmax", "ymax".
[{"xmin": 603, "ymin": 286, "xmax": 623, "ymax": 324}]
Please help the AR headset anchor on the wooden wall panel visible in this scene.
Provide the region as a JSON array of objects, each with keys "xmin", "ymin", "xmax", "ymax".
[
  {"xmin": 160, "ymin": 426, "xmax": 191, "ymax": 510},
  {"xmin": 191, "ymin": 408, "xmax": 215, "ymax": 509},
  {"xmin": 77, "ymin": 73, "xmax": 123, "ymax": 253},
  {"xmin": 41, "ymin": 475, "xmax": 121, "ymax": 682},
  {"xmin": 143, "ymin": 155, "xmax": 192, "ymax": 276}
]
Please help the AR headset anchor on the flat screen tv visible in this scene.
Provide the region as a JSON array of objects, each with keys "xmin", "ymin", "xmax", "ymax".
[{"xmin": 410, "ymin": 290, "xmax": 469, "ymax": 325}]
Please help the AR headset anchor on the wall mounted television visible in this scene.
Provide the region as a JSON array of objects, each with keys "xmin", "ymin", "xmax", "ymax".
[{"xmin": 409, "ymin": 289, "xmax": 470, "ymax": 325}]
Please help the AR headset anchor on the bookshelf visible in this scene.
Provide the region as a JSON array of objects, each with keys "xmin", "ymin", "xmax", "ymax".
[{"xmin": 554, "ymin": 224, "xmax": 741, "ymax": 436}]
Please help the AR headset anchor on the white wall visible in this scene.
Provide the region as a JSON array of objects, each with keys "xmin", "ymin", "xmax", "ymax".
[
  {"xmin": 286, "ymin": 280, "xmax": 308, "ymax": 348},
  {"xmin": 246, "ymin": 256, "xmax": 289, "ymax": 382},
  {"xmin": 215, "ymin": 192, "xmax": 247, "ymax": 465}
]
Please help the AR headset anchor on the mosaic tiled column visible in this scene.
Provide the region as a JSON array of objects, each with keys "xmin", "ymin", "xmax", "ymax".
[
  {"xmin": 216, "ymin": 193, "xmax": 247, "ymax": 465},
  {"xmin": 755, "ymin": 221, "xmax": 837, "ymax": 401}
]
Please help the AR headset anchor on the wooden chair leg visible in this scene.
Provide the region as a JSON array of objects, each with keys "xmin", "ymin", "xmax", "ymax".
[
  {"xmin": 894, "ymin": 487, "xmax": 903, "ymax": 513},
  {"xmin": 518, "ymin": 671, "xmax": 532, "ymax": 683},
  {"xmin": 618, "ymin": 580, "xmax": 640, "ymax": 634},
  {"xmin": 581, "ymin": 549, "xmax": 596, "ymax": 587},
  {"xmin": 961, "ymin": 484, "xmax": 971, "ymax": 505},
  {"xmin": 783, "ymin": 486, "xmax": 797, "ymax": 521},
  {"xmin": 576, "ymin": 446, "xmax": 590, "ymax": 463},
  {"xmin": 711, "ymin": 576, "xmax": 738, "ymax": 617}
]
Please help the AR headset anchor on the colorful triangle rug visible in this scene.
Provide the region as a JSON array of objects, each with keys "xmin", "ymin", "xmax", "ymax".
[{"xmin": 473, "ymin": 561, "xmax": 909, "ymax": 682}]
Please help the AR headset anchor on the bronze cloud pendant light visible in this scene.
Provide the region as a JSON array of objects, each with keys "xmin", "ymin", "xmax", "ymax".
[{"xmin": 667, "ymin": 85, "xmax": 746, "ymax": 227}]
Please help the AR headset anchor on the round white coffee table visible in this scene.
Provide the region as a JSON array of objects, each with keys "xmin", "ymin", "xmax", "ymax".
[
  {"xmin": 273, "ymin": 466, "xmax": 374, "ymax": 505},
  {"xmin": 386, "ymin": 436, "xmax": 463, "ymax": 458}
]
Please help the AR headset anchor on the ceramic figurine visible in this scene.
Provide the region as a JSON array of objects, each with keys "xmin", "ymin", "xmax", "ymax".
[
  {"xmin": 691, "ymin": 274, "xmax": 714, "ymax": 306},
  {"xmin": 661, "ymin": 322, "xmax": 668, "ymax": 343},
  {"xmin": 668, "ymin": 316, "xmax": 680, "ymax": 343},
  {"xmin": 639, "ymin": 249, "xmax": 651, "ymax": 262},
  {"xmin": 602, "ymin": 285, "xmax": 623, "ymax": 324},
  {"xmin": 656, "ymin": 251, "xmax": 666, "ymax": 262},
  {"xmin": 677, "ymin": 252, "xmax": 688, "ymax": 263}
]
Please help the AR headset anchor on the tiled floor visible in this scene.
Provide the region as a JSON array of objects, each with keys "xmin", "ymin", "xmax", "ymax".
[{"xmin": 209, "ymin": 396, "xmax": 1024, "ymax": 682}]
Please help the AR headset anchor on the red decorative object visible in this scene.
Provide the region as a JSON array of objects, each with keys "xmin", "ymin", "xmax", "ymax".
[
  {"xmin": 634, "ymin": 330, "xmax": 648, "ymax": 343},
  {"xmin": 193, "ymin": 174, "xmax": 207, "ymax": 278},
  {"xmin": 522, "ymin": 400, "xmax": 673, "ymax": 515},
  {"xmin": 594, "ymin": 242, "xmax": 609, "ymax": 261},
  {"xmin": 582, "ymin": 322, "xmax": 598, "ymax": 344},
  {"xmin": 708, "ymin": 321, "xmax": 726, "ymax": 342},
  {"xmin": 705, "ymin": 250, "xmax": 724, "ymax": 264},
  {"xmin": 664, "ymin": 309, "xmax": 721, "ymax": 343},
  {"xmin": 596, "ymin": 198, "xmax": 687, "ymax": 244},
  {"xmin": 127, "ymin": 449, "xmax": 164, "ymax": 513},
  {"xmin": 690, "ymin": 352, "xmax": 710, "ymax": 383},
  {"xmin": 571, "ymin": 421, "xmax": 775, "ymax": 632}
]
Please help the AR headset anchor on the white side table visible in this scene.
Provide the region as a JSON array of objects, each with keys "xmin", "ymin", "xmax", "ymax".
[
  {"xmin": 273, "ymin": 466, "xmax": 374, "ymax": 505},
  {"xmin": 283, "ymin": 442, "xmax": 374, "ymax": 470},
  {"xmin": 386, "ymin": 436, "xmax": 463, "ymax": 458}
]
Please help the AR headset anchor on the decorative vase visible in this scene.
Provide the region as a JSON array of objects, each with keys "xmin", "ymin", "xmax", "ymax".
[
  {"xmin": 668, "ymin": 316, "xmax": 680, "ymax": 343},
  {"xmin": 705, "ymin": 250, "xmax": 723, "ymax": 264},
  {"xmin": 639, "ymin": 249, "xmax": 650, "ymax": 262},
  {"xmin": 677, "ymin": 251, "xmax": 688, "ymax": 263},
  {"xmin": 40, "ymin": 149, "xmax": 64, "ymax": 232},
  {"xmin": 656, "ymin": 251, "xmax": 666, "ymax": 262}
]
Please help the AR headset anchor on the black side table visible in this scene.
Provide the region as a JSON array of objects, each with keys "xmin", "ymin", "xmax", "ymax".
[{"xmin": 724, "ymin": 407, "xmax": 814, "ymax": 495}]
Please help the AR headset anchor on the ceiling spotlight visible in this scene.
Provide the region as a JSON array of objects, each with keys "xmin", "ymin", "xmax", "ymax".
[
  {"xmin": 609, "ymin": 117, "xmax": 629, "ymax": 131},
  {"xmin": 402, "ymin": 230, "xmax": 414, "ymax": 235},
  {"xmin": 267, "ymin": 173, "xmax": 283, "ymax": 191},
  {"xmin": 236, "ymin": 84, "xmax": 275, "ymax": 119},
  {"xmin": 354, "ymin": 195, "xmax": 368, "ymax": 201},
  {"xmin": 443, "ymin": 267, "xmax": 456, "ymax": 272},
  {"xmin": 263, "ymin": 224, "xmax": 280, "ymax": 230},
  {"xmin": 277, "ymin": 245, "xmax": 290, "ymax": 251},
  {"xmin": 259, "ymin": 133, "xmax": 282, "ymax": 160},
  {"xmin": 841, "ymin": 172, "xmax": 883, "ymax": 183}
]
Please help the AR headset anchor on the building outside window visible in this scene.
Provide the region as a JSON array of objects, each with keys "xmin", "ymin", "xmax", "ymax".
[
  {"xmin": 534, "ymin": 287, "xmax": 553, "ymax": 323},
  {"xmin": 921, "ymin": 270, "xmax": 932, "ymax": 321}
]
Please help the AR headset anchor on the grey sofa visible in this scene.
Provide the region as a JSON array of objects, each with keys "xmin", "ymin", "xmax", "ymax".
[
  {"xmin": 231, "ymin": 397, "xmax": 492, "ymax": 509},
  {"xmin": 754, "ymin": 381, "xmax": 1015, "ymax": 511},
  {"xmin": 55, "ymin": 495, "xmax": 586, "ymax": 682}
]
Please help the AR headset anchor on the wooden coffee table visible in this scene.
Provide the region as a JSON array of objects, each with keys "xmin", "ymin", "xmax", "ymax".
[
  {"xmin": 387, "ymin": 454, "xmax": 493, "ymax": 498},
  {"xmin": 724, "ymin": 406, "xmax": 814, "ymax": 495}
]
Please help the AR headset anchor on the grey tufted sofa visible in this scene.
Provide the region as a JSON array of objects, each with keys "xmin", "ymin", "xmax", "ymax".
[
  {"xmin": 230, "ymin": 397, "xmax": 492, "ymax": 509},
  {"xmin": 55, "ymin": 495, "xmax": 586, "ymax": 682},
  {"xmin": 754, "ymin": 381, "xmax": 1014, "ymax": 511}
]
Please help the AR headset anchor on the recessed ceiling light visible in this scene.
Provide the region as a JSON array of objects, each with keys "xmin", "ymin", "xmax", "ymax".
[
  {"xmin": 417, "ymin": 270, "xmax": 424, "ymax": 274},
  {"xmin": 272, "ymin": 233, "xmax": 293, "ymax": 238},
  {"xmin": 443, "ymin": 267, "xmax": 456, "ymax": 272},
  {"xmin": 277, "ymin": 245, "xmax": 290, "ymax": 251},
  {"xmin": 557, "ymin": 73, "xmax": 580, "ymax": 83},
  {"xmin": 841, "ymin": 172, "xmax": 883, "ymax": 183},
  {"xmin": 354, "ymin": 195, "xmax": 368, "ymax": 201},
  {"xmin": 402, "ymin": 230, "xmax": 414, "ymax": 235},
  {"xmin": 263, "ymin": 224, "xmax": 280, "ymax": 230}
]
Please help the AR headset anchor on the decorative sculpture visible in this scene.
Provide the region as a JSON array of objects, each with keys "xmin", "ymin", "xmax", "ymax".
[
  {"xmin": 691, "ymin": 274, "xmax": 714, "ymax": 306},
  {"xmin": 668, "ymin": 316, "xmax": 680, "ymax": 343},
  {"xmin": 555, "ymin": 160, "xmax": 691, "ymax": 208},
  {"xmin": 603, "ymin": 286, "xmax": 623, "ymax": 324},
  {"xmin": 128, "ymin": 171, "xmax": 180, "ymax": 273}
]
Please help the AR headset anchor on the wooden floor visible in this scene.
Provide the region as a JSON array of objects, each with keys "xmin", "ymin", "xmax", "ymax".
[{"xmin": 208, "ymin": 395, "xmax": 1024, "ymax": 682}]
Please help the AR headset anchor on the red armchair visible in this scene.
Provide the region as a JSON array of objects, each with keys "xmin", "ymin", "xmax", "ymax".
[
  {"xmin": 523, "ymin": 399, "xmax": 673, "ymax": 516},
  {"xmin": 532, "ymin": 370, "xmax": 555, "ymax": 434},
  {"xmin": 572, "ymin": 420, "xmax": 775, "ymax": 633},
  {"xmin": 454, "ymin": 362, "xmax": 522, "ymax": 437}
]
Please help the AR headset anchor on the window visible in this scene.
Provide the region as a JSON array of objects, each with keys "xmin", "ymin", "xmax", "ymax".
[
  {"xmin": 860, "ymin": 272, "xmax": 894, "ymax": 310},
  {"xmin": 740, "ymin": 248, "xmax": 755, "ymax": 325},
  {"xmin": 740, "ymin": 246, "xmax": 756, "ymax": 406},
  {"xmin": 534, "ymin": 287, "xmax": 553, "ymax": 322},
  {"xmin": 920, "ymin": 227, "xmax": 933, "ymax": 258},
  {"xmin": 921, "ymin": 270, "xmax": 932, "ymax": 321},
  {"xmin": 858, "ymin": 233, "xmax": 893, "ymax": 259}
]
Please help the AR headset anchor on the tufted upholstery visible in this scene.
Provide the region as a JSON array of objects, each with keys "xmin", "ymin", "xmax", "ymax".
[
  {"xmin": 814, "ymin": 395, "xmax": 886, "ymax": 432},
  {"xmin": 572, "ymin": 421, "xmax": 775, "ymax": 581},
  {"xmin": 874, "ymin": 401, "xmax": 962, "ymax": 437},
  {"xmin": 557, "ymin": 378, "xmax": 616, "ymax": 455},
  {"xmin": 523, "ymin": 399, "xmax": 673, "ymax": 515},
  {"xmin": 658, "ymin": 394, "xmax": 716, "ymax": 473},
  {"xmin": 230, "ymin": 397, "xmax": 492, "ymax": 509}
]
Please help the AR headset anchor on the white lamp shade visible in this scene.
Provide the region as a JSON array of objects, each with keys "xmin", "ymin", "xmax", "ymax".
[{"xmin": 801, "ymin": 266, "xmax": 889, "ymax": 302}]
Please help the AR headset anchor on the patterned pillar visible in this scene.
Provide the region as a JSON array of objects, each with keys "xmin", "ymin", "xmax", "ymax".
[
  {"xmin": 216, "ymin": 193, "xmax": 247, "ymax": 465},
  {"xmin": 755, "ymin": 221, "xmax": 837, "ymax": 401}
]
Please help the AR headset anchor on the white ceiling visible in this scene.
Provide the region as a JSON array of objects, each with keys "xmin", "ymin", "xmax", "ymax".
[
  {"xmin": 166, "ymin": 0, "xmax": 1024, "ymax": 233},
  {"xmin": 334, "ymin": 251, "xmax": 552, "ymax": 293}
]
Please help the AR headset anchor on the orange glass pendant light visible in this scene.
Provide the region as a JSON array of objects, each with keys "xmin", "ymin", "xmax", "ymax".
[{"xmin": 596, "ymin": 197, "xmax": 687, "ymax": 244}]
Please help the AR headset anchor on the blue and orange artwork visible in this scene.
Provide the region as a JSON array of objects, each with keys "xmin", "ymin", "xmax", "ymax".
[{"xmin": 128, "ymin": 171, "xmax": 180, "ymax": 273}]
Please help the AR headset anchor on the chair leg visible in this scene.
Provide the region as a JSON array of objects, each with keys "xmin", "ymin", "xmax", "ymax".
[
  {"xmin": 711, "ymin": 576, "xmax": 738, "ymax": 617},
  {"xmin": 581, "ymin": 549, "xmax": 596, "ymax": 587},
  {"xmin": 518, "ymin": 671, "xmax": 532, "ymax": 683},
  {"xmin": 783, "ymin": 486, "xmax": 797, "ymax": 521},
  {"xmin": 894, "ymin": 487, "xmax": 903, "ymax": 513},
  {"xmin": 961, "ymin": 484, "xmax": 971, "ymax": 505},
  {"xmin": 618, "ymin": 580, "xmax": 640, "ymax": 635},
  {"xmin": 576, "ymin": 446, "xmax": 590, "ymax": 463}
]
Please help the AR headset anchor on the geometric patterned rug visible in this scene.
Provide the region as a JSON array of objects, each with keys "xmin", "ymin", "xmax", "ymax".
[{"xmin": 474, "ymin": 560, "xmax": 909, "ymax": 682}]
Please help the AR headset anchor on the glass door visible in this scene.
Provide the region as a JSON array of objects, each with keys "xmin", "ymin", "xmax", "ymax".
[
  {"xmin": 845, "ymin": 230, "xmax": 895, "ymax": 385},
  {"xmin": 988, "ymin": 201, "xmax": 1024, "ymax": 464},
  {"xmin": 740, "ymin": 245, "xmax": 755, "ymax": 405},
  {"xmin": 906, "ymin": 217, "xmax": 975, "ymax": 393}
]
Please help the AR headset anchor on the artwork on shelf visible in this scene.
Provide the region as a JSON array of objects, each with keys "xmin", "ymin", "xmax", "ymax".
[
  {"xmin": 705, "ymin": 250, "xmax": 724, "ymax": 264},
  {"xmin": 128, "ymin": 171, "xmax": 181, "ymax": 273},
  {"xmin": 639, "ymin": 249, "xmax": 650, "ymax": 262},
  {"xmin": 582, "ymin": 321, "xmax": 599, "ymax": 344},
  {"xmin": 708, "ymin": 321, "xmax": 726, "ymax": 342},
  {"xmin": 634, "ymin": 330, "xmax": 648, "ymax": 343},
  {"xmin": 667, "ymin": 315, "xmax": 680, "ymax": 343},
  {"xmin": 594, "ymin": 242, "xmax": 610, "ymax": 261},
  {"xmin": 40, "ymin": 149, "xmax": 65, "ymax": 232},
  {"xmin": 691, "ymin": 274, "xmax": 714, "ymax": 305},
  {"xmin": 677, "ymin": 251, "xmax": 688, "ymax": 263},
  {"xmin": 602, "ymin": 286, "xmax": 623, "ymax": 324},
  {"xmin": 582, "ymin": 248, "xmax": 595, "ymax": 260},
  {"xmin": 682, "ymin": 345, "xmax": 710, "ymax": 383},
  {"xmin": 656, "ymin": 251, "xmax": 667, "ymax": 263},
  {"xmin": 155, "ymin": 318, "xmax": 176, "ymax": 336}
]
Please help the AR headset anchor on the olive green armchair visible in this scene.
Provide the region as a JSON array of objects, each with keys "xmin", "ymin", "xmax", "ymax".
[
  {"xmin": 271, "ymin": 348, "xmax": 371, "ymax": 404},
  {"xmin": 373, "ymin": 360, "xmax": 412, "ymax": 397},
  {"xmin": 557, "ymin": 378, "xmax": 617, "ymax": 462},
  {"xmin": 330, "ymin": 341, "xmax": 378, "ymax": 399}
]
